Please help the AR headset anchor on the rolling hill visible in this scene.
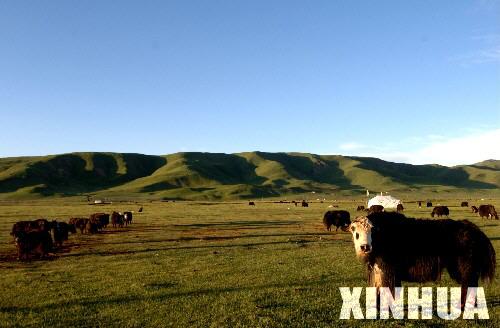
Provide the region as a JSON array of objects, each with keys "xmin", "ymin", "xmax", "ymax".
[{"xmin": 0, "ymin": 152, "xmax": 498, "ymax": 200}]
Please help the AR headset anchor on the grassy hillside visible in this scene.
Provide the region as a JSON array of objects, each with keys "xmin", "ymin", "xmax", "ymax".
[{"xmin": 0, "ymin": 152, "xmax": 498, "ymax": 200}]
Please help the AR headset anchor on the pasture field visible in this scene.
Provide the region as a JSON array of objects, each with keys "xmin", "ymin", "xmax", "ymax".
[{"xmin": 0, "ymin": 198, "xmax": 499, "ymax": 327}]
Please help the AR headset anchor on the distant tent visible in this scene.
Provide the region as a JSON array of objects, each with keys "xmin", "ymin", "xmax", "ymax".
[{"xmin": 368, "ymin": 195, "xmax": 401, "ymax": 209}]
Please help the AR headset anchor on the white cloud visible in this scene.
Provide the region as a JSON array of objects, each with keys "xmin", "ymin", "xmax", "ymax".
[
  {"xmin": 339, "ymin": 142, "xmax": 367, "ymax": 151},
  {"xmin": 408, "ymin": 129, "xmax": 500, "ymax": 166},
  {"xmin": 336, "ymin": 129, "xmax": 500, "ymax": 166}
]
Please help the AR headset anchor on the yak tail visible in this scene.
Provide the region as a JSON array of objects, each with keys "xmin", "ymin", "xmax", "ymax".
[{"xmin": 481, "ymin": 238, "xmax": 496, "ymax": 283}]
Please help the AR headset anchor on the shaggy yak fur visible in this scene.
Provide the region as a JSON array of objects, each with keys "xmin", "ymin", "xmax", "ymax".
[
  {"xmin": 323, "ymin": 210, "xmax": 351, "ymax": 232},
  {"xmin": 431, "ymin": 206, "xmax": 449, "ymax": 218},
  {"xmin": 348, "ymin": 212, "xmax": 496, "ymax": 308}
]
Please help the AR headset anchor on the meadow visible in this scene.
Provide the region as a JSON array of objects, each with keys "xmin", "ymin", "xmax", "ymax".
[{"xmin": 0, "ymin": 197, "xmax": 499, "ymax": 327}]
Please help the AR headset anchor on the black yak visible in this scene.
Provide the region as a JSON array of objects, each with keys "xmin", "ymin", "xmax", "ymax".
[
  {"xmin": 123, "ymin": 211, "xmax": 133, "ymax": 225},
  {"xmin": 431, "ymin": 206, "xmax": 449, "ymax": 218},
  {"xmin": 471, "ymin": 206, "xmax": 479, "ymax": 213},
  {"xmin": 461, "ymin": 201, "xmax": 469, "ymax": 207},
  {"xmin": 302, "ymin": 200, "xmax": 309, "ymax": 207},
  {"xmin": 426, "ymin": 201, "xmax": 433, "ymax": 208},
  {"xmin": 348, "ymin": 212, "xmax": 496, "ymax": 308},
  {"xmin": 248, "ymin": 202, "xmax": 255, "ymax": 206},
  {"xmin": 13, "ymin": 230, "xmax": 53, "ymax": 260},
  {"xmin": 111, "ymin": 212, "xmax": 124, "ymax": 228},
  {"xmin": 323, "ymin": 210, "xmax": 351, "ymax": 232},
  {"xmin": 90, "ymin": 213, "xmax": 109, "ymax": 228},
  {"xmin": 396, "ymin": 204, "xmax": 404, "ymax": 213},
  {"xmin": 51, "ymin": 221, "xmax": 70, "ymax": 247},
  {"xmin": 478, "ymin": 205, "xmax": 499, "ymax": 220}
]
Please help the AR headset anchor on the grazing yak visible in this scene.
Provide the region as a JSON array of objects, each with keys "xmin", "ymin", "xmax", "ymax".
[
  {"xmin": 138, "ymin": 207, "xmax": 143, "ymax": 213},
  {"xmin": 357, "ymin": 205, "xmax": 365, "ymax": 211},
  {"xmin": 418, "ymin": 201, "xmax": 422, "ymax": 208},
  {"xmin": 471, "ymin": 206, "xmax": 479, "ymax": 213},
  {"xmin": 478, "ymin": 205, "xmax": 499, "ymax": 220},
  {"xmin": 348, "ymin": 212, "xmax": 496, "ymax": 308},
  {"xmin": 396, "ymin": 204, "xmax": 404, "ymax": 213},
  {"xmin": 323, "ymin": 210, "xmax": 351, "ymax": 232},
  {"xmin": 426, "ymin": 201, "xmax": 433, "ymax": 208},
  {"xmin": 13, "ymin": 230, "xmax": 53, "ymax": 260},
  {"xmin": 431, "ymin": 206, "xmax": 449, "ymax": 218},
  {"xmin": 369, "ymin": 205, "xmax": 384, "ymax": 214},
  {"xmin": 302, "ymin": 200, "xmax": 309, "ymax": 208},
  {"xmin": 248, "ymin": 202, "xmax": 255, "ymax": 206},
  {"xmin": 461, "ymin": 201, "xmax": 469, "ymax": 207}
]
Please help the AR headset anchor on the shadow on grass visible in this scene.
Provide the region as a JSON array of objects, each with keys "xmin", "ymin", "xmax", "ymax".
[
  {"xmin": 79, "ymin": 231, "xmax": 351, "ymax": 245},
  {"xmin": 61, "ymin": 236, "xmax": 352, "ymax": 259},
  {"xmin": 0, "ymin": 277, "xmax": 364, "ymax": 313},
  {"xmin": 172, "ymin": 220, "xmax": 302, "ymax": 228}
]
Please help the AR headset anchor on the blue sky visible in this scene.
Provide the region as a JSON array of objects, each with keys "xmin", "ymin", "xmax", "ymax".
[{"xmin": 1, "ymin": 1, "xmax": 499, "ymax": 165}]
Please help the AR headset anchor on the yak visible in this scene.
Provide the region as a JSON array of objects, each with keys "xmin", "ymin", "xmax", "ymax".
[
  {"xmin": 431, "ymin": 206, "xmax": 449, "ymax": 218},
  {"xmin": 471, "ymin": 206, "xmax": 479, "ymax": 213},
  {"xmin": 302, "ymin": 200, "xmax": 309, "ymax": 207},
  {"xmin": 396, "ymin": 204, "xmax": 404, "ymax": 213},
  {"xmin": 90, "ymin": 213, "xmax": 109, "ymax": 229},
  {"xmin": 111, "ymin": 212, "xmax": 124, "ymax": 228},
  {"xmin": 347, "ymin": 212, "xmax": 496, "ymax": 308},
  {"xmin": 461, "ymin": 201, "xmax": 469, "ymax": 207},
  {"xmin": 478, "ymin": 205, "xmax": 499, "ymax": 220},
  {"xmin": 323, "ymin": 210, "xmax": 351, "ymax": 232},
  {"xmin": 13, "ymin": 230, "xmax": 53, "ymax": 260},
  {"xmin": 357, "ymin": 205, "xmax": 365, "ymax": 211},
  {"xmin": 51, "ymin": 221, "xmax": 70, "ymax": 247},
  {"xmin": 123, "ymin": 211, "xmax": 133, "ymax": 225}
]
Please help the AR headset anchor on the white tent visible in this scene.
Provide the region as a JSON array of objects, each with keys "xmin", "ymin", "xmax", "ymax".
[{"xmin": 367, "ymin": 195, "xmax": 401, "ymax": 209}]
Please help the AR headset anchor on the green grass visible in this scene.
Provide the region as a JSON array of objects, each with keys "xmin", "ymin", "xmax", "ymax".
[
  {"xmin": 0, "ymin": 152, "xmax": 499, "ymax": 200},
  {"xmin": 0, "ymin": 197, "xmax": 499, "ymax": 327}
]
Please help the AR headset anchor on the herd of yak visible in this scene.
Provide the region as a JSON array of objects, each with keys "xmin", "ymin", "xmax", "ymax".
[
  {"xmin": 9, "ymin": 211, "xmax": 134, "ymax": 260},
  {"xmin": 7, "ymin": 200, "xmax": 499, "ymax": 261},
  {"xmin": 323, "ymin": 202, "xmax": 498, "ymax": 232}
]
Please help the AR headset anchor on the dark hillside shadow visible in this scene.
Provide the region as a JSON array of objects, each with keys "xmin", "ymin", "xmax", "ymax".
[
  {"xmin": 349, "ymin": 156, "xmax": 497, "ymax": 189},
  {"xmin": 256, "ymin": 152, "xmax": 364, "ymax": 190},
  {"xmin": 0, "ymin": 153, "xmax": 167, "ymax": 195}
]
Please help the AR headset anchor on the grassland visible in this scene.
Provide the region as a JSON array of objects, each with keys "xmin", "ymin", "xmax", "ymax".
[
  {"xmin": 1, "ymin": 152, "xmax": 498, "ymax": 200},
  {"xmin": 0, "ymin": 197, "xmax": 499, "ymax": 327}
]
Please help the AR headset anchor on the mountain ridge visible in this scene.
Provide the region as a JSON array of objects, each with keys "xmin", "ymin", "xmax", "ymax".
[{"xmin": 0, "ymin": 151, "xmax": 498, "ymax": 200}]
